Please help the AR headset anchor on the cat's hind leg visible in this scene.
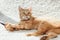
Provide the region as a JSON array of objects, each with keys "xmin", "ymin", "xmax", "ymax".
[
  {"xmin": 27, "ymin": 26, "xmax": 47, "ymax": 36},
  {"xmin": 40, "ymin": 31, "xmax": 58, "ymax": 40}
]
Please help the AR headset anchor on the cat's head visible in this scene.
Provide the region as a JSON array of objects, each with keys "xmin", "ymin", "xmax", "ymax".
[{"xmin": 18, "ymin": 7, "xmax": 32, "ymax": 21}]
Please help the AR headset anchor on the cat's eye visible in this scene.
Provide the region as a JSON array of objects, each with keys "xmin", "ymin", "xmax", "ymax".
[
  {"xmin": 28, "ymin": 12, "xmax": 30, "ymax": 14},
  {"xmin": 23, "ymin": 12, "xmax": 25, "ymax": 14}
]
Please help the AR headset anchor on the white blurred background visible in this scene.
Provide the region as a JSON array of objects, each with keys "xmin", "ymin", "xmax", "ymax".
[
  {"xmin": 0, "ymin": 0, "xmax": 60, "ymax": 40},
  {"xmin": 0, "ymin": 0, "xmax": 60, "ymax": 22}
]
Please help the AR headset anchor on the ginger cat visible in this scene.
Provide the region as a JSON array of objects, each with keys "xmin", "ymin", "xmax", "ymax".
[{"xmin": 1, "ymin": 7, "xmax": 60, "ymax": 40}]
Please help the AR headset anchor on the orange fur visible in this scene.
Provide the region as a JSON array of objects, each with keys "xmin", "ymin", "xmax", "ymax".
[{"xmin": 4, "ymin": 7, "xmax": 60, "ymax": 40}]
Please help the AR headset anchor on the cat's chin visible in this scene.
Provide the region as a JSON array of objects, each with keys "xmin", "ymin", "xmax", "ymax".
[{"xmin": 21, "ymin": 19, "xmax": 30, "ymax": 21}]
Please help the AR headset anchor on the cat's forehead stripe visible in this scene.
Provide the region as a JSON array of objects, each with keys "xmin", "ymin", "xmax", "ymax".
[{"xmin": 23, "ymin": 9, "xmax": 29, "ymax": 14}]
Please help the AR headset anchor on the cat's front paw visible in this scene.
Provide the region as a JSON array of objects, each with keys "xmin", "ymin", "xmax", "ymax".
[{"xmin": 4, "ymin": 23, "xmax": 15, "ymax": 32}]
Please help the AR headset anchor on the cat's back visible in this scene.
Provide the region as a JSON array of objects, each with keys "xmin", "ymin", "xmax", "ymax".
[{"xmin": 35, "ymin": 18, "xmax": 60, "ymax": 27}]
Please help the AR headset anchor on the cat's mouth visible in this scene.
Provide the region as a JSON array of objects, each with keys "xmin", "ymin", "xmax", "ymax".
[
  {"xmin": 22, "ymin": 18, "xmax": 30, "ymax": 21},
  {"xmin": 21, "ymin": 16, "xmax": 31, "ymax": 21}
]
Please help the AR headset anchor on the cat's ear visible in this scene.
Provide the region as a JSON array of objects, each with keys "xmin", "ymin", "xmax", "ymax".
[
  {"xmin": 18, "ymin": 6, "xmax": 23, "ymax": 11},
  {"xmin": 29, "ymin": 7, "xmax": 32, "ymax": 11}
]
